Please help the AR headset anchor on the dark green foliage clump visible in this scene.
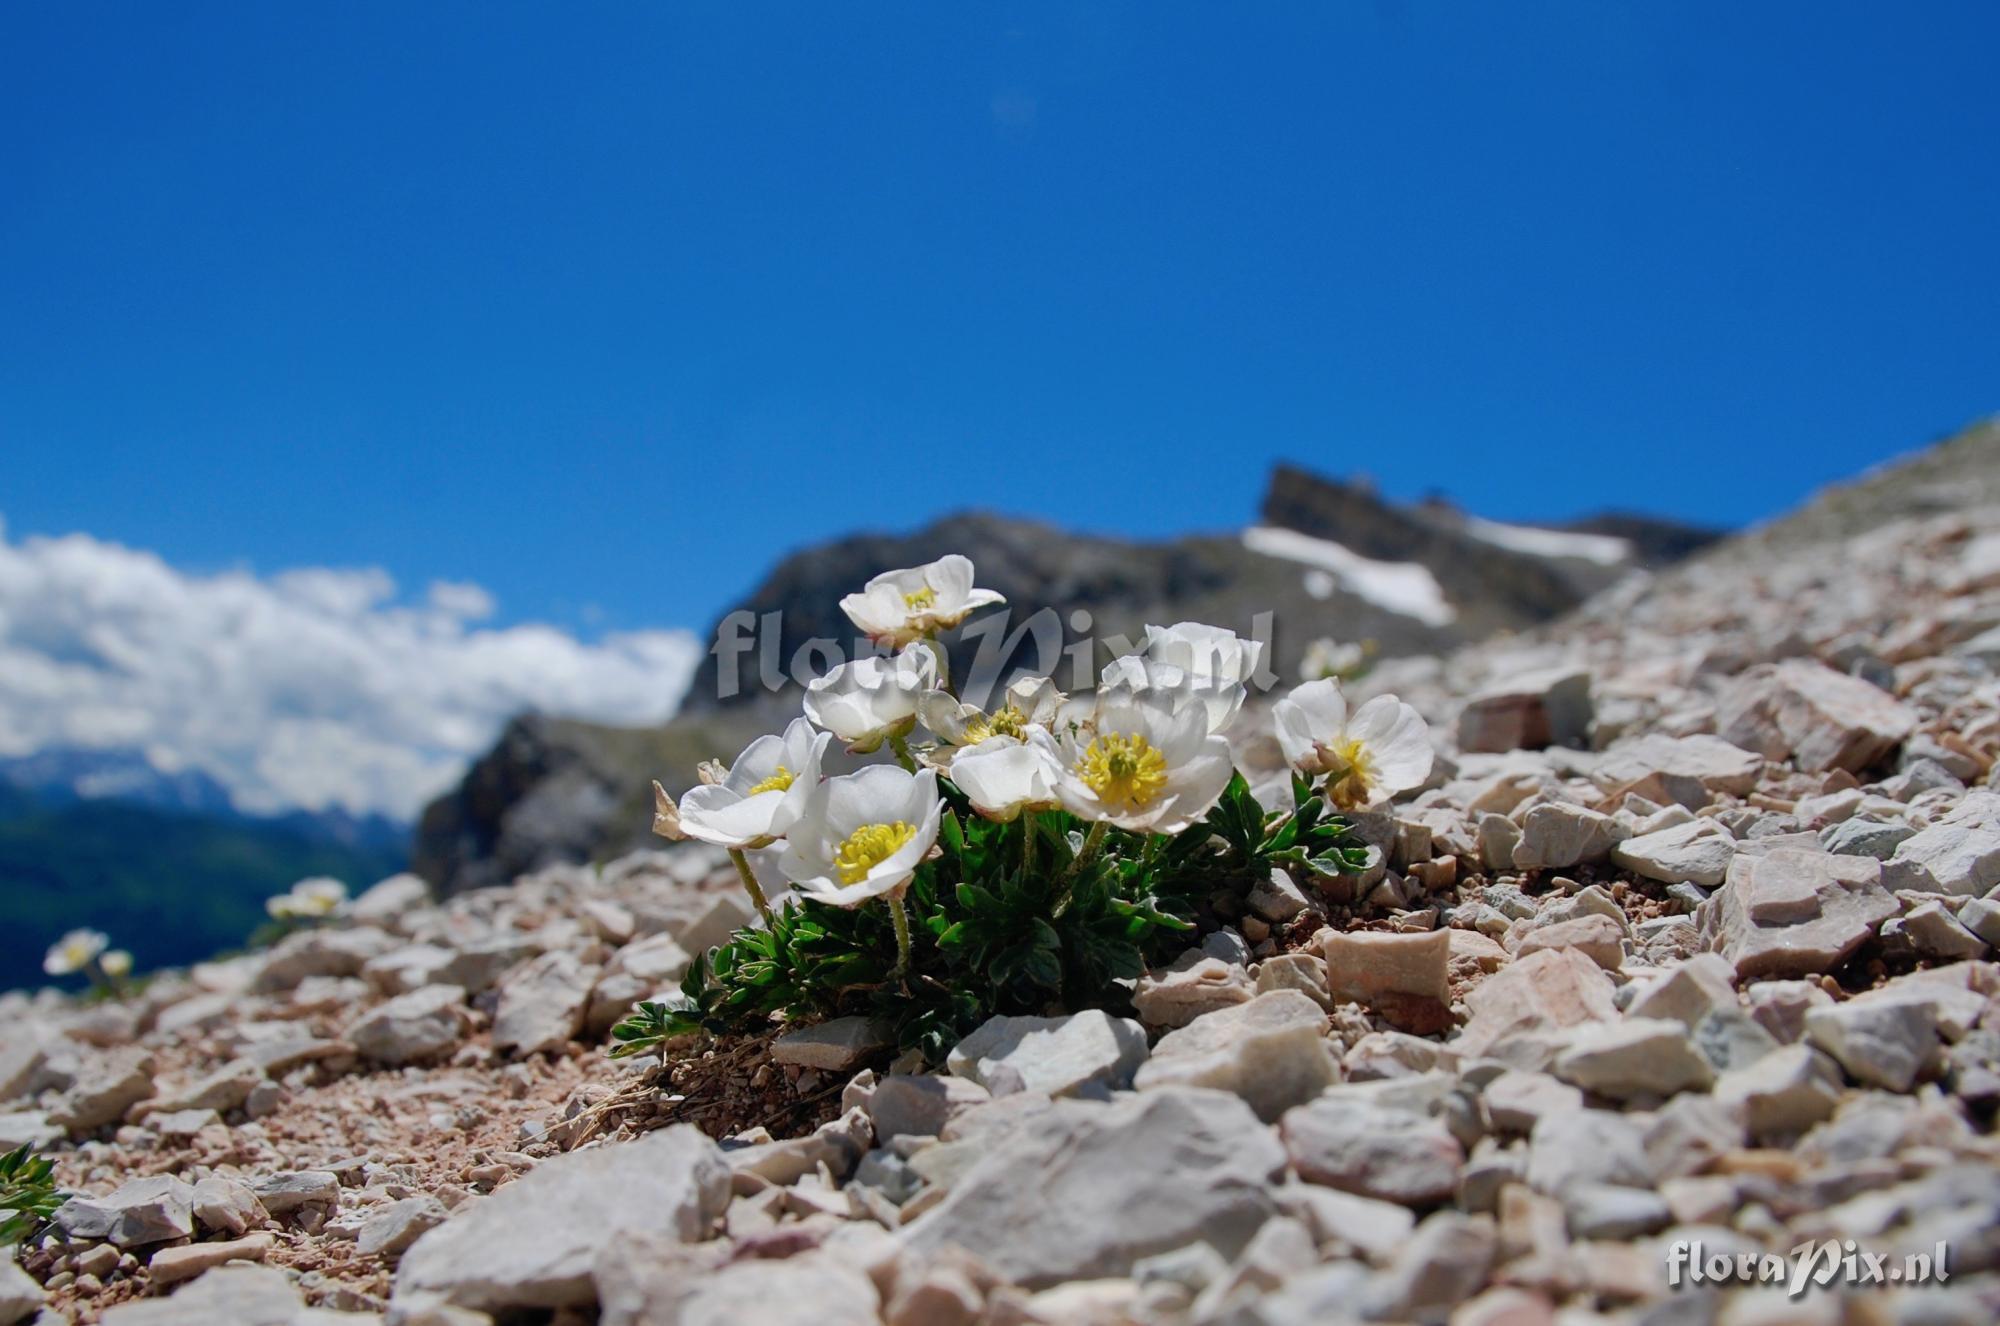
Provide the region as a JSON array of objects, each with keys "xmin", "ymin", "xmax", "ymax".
[
  {"xmin": 613, "ymin": 774, "xmax": 1364, "ymax": 1064},
  {"xmin": 0, "ymin": 1144, "xmax": 65, "ymax": 1247}
]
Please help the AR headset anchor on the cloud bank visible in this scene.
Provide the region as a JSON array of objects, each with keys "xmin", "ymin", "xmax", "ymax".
[{"xmin": 0, "ymin": 519, "xmax": 701, "ymax": 818}]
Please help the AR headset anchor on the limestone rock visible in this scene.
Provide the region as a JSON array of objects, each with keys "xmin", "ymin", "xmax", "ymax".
[
  {"xmin": 1515, "ymin": 914, "xmax": 1625, "ymax": 970},
  {"xmin": 49, "ymin": 1045, "xmax": 155, "ymax": 1132},
  {"xmin": 1804, "ymin": 997, "xmax": 1939, "ymax": 1092},
  {"xmin": 1713, "ymin": 1043, "xmax": 1843, "ymax": 1139},
  {"xmin": 1717, "ymin": 659, "xmax": 1917, "ymax": 774},
  {"xmin": 359, "ymin": 1196, "xmax": 451, "ymax": 1259},
  {"xmin": 1455, "ymin": 947, "xmax": 1619, "ymax": 1060},
  {"xmin": 773, "ymin": 1016, "xmax": 896, "ymax": 1071},
  {"xmin": 395, "ymin": 1124, "xmax": 730, "ymax": 1312},
  {"xmin": 1703, "ymin": 848, "xmax": 1897, "ymax": 980},
  {"xmin": 1595, "ymin": 734, "xmax": 1764, "ymax": 804},
  {"xmin": 1551, "ymin": 1018, "xmax": 1716, "ymax": 1099},
  {"xmin": 1134, "ymin": 991, "xmax": 1336, "ymax": 1122},
  {"xmin": 1131, "ymin": 947, "xmax": 1254, "ymax": 1028},
  {"xmin": 0, "ymin": 1252, "xmax": 43, "ymax": 1326},
  {"xmin": 1883, "ymin": 803, "xmax": 2000, "ymax": 896},
  {"xmin": 865, "ymin": 1073, "xmax": 991, "ymax": 1141},
  {"xmin": 898, "ymin": 1087, "xmax": 1285, "ymax": 1288},
  {"xmin": 347, "ymin": 984, "xmax": 468, "ymax": 1065},
  {"xmin": 492, "ymin": 950, "xmax": 595, "ymax": 1057},
  {"xmin": 1458, "ymin": 668, "xmax": 1592, "ymax": 753},
  {"xmin": 947, "ymin": 1011, "xmax": 1148, "ymax": 1098},
  {"xmin": 147, "ymin": 1232, "xmax": 275, "ymax": 1286},
  {"xmin": 192, "ymin": 1175, "xmax": 268, "ymax": 1236},
  {"xmin": 55, "ymin": 1174, "xmax": 195, "ymax": 1247},
  {"xmin": 1511, "ymin": 802, "xmax": 1625, "ymax": 871},
  {"xmin": 1322, "ymin": 927, "xmax": 1450, "ymax": 1006},
  {"xmin": 1613, "ymin": 819, "xmax": 1738, "ymax": 887},
  {"xmin": 1279, "ymin": 1096, "xmax": 1464, "ymax": 1205},
  {"xmin": 99, "ymin": 1263, "xmax": 302, "ymax": 1325}
]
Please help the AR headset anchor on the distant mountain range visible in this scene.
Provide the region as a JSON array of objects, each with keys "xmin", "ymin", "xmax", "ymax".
[
  {"xmin": 414, "ymin": 462, "xmax": 1725, "ymax": 893},
  {"xmin": 0, "ymin": 748, "xmax": 407, "ymax": 991}
]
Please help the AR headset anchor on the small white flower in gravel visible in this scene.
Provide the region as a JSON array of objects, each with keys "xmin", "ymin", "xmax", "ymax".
[
  {"xmin": 839, "ymin": 554, "xmax": 1006, "ymax": 647},
  {"xmin": 950, "ymin": 735, "xmax": 1067, "ymax": 821},
  {"xmin": 99, "ymin": 949, "xmax": 134, "ymax": 979},
  {"xmin": 779, "ymin": 766, "xmax": 944, "ymax": 905},
  {"xmin": 1100, "ymin": 621, "xmax": 1265, "ymax": 735},
  {"xmin": 675, "ymin": 717, "xmax": 832, "ymax": 848},
  {"xmin": 1273, "ymin": 679, "xmax": 1434, "ymax": 810},
  {"xmin": 1300, "ymin": 637, "xmax": 1368, "ymax": 682},
  {"xmin": 919, "ymin": 673, "xmax": 1065, "ymax": 747},
  {"xmin": 268, "ymin": 877, "xmax": 349, "ymax": 920},
  {"xmin": 1038, "ymin": 690, "xmax": 1235, "ymax": 834},
  {"xmin": 44, "ymin": 927, "xmax": 109, "ymax": 976},
  {"xmin": 804, "ymin": 647, "xmax": 939, "ymax": 752}
]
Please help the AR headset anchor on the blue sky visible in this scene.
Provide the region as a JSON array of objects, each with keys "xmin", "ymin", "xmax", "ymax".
[{"xmin": 6, "ymin": 2, "xmax": 1997, "ymax": 637}]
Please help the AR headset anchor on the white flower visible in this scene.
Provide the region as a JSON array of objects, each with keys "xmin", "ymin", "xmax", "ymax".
[
  {"xmin": 44, "ymin": 927, "xmax": 108, "ymax": 976},
  {"xmin": 267, "ymin": 877, "xmax": 349, "ymax": 920},
  {"xmin": 919, "ymin": 674, "xmax": 1065, "ymax": 747},
  {"xmin": 1038, "ymin": 690, "xmax": 1235, "ymax": 834},
  {"xmin": 99, "ymin": 950, "xmax": 133, "ymax": 979},
  {"xmin": 779, "ymin": 766, "xmax": 944, "ymax": 905},
  {"xmin": 1300, "ymin": 637, "xmax": 1367, "ymax": 683},
  {"xmin": 1100, "ymin": 622, "xmax": 1265, "ymax": 735},
  {"xmin": 950, "ymin": 735, "xmax": 1067, "ymax": 821},
  {"xmin": 804, "ymin": 647, "xmax": 938, "ymax": 752},
  {"xmin": 675, "ymin": 718, "xmax": 832, "ymax": 848},
  {"xmin": 839, "ymin": 555, "xmax": 1006, "ymax": 647},
  {"xmin": 1273, "ymin": 680, "xmax": 1434, "ymax": 810}
]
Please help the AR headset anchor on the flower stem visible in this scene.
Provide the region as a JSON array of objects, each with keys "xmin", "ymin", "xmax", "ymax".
[
  {"xmin": 1051, "ymin": 820, "xmax": 1109, "ymax": 915},
  {"xmin": 1021, "ymin": 813, "xmax": 1038, "ymax": 881},
  {"xmin": 727, "ymin": 847, "xmax": 774, "ymax": 923},
  {"xmin": 888, "ymin": 733, "xmax": 918, "ymax": 772},
  {"xmin": 887, "ymin": 889, "xmax": 914, "ymax": 980}
]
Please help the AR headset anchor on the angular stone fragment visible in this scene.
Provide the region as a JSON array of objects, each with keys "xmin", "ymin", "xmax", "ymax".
[
  {"xmin": 1458, "ymin": 668, "xmax": 1592, "ymax": 753},
  {"xmin": 1704, "ymin": 848, "xmax": 1897, "ymax": 980},
  {"xmin": 1280, "ymin": 1097, "xmax": 1463, "ymax": 1205},
  {"xmin": 347, "ymin": 984, "xmax": 467, "ymax": 1065},
  {"xmin": 192, "ymin": 1175, "xmax": 268, "ymax": 1236},
  {"xmin": 359, "ymin": 1196, "xmax": 450, "ymax": 1259},
  {"xmin": 147, "ymin": 1232, "xmax": 275, "ymax": 1286},
  {"xmin": 395, "ymin": 1124, "xmax": 730, "ymax": 1312},
  {"xmin": 1626, "ymin": 951, "xmax": 1736, "ymax": 1028},
  {"xmin": 1322, "ymin": 928, "xmax": 1451, "ymax": 1004},
  {"xmin": 1717, "ymin": 659, "xmax": 1916, "ymax": 773},
  {"xmin": 1131, "ymin": 947, "xmax": 1254, "ymax": 1028},
  {"xmin": 1552, "ymin": 1018, "xmax": 1716, "ymax": 1099},
  {"xmin": 1902, "ymin": 902, "xmax": 1987, "ymax": 959},
  {"xmin": 1515, "ymin": 914, "xmax": 1625, "ymax": 970},
  {"xmin": 1804, "ymin": 997, "xmax": 1939, "ymax": 1091},
  {"xmin": 864, "ymin": 1073, "xmax": 990, "ymax": 1141},
  {"xmin": 1455, "ymin": 947, "xmax": 1619, "ymax": 1060},
  {"xmin": 248, "ymin": 1170, "xmax": 339, "ymax": 1216},
  {"xmin": 54, "ymin": 1175, "xmax": 195, "ymax": 1247},
  {"xmin": 49, "ymin": 1046, "xmax": 156, "ymax": 1132},
  {"xmin": 492, "ymin": 950, "xmax": 595, "ymax": 1057},
  {"xmin": 947, "ymin": 1011, "xmax": 1148, "ymax": 1098},
  {"xmin": 99, "ymin": 1263, "xmax": 302, "ymax": 1325},
  {"xmin": 898, "ymin": 1088, "xmax": 1284, "ymax": 1289},
  {"xmin": 1883, "ymin": 802, "xmax": 2000, "ymax": 896},
  {"xmin": 773, "ymin": 1016, "xmax": 896, "ymax": 1072},
  {"xmin": 1134, "ymin": 991, "xmax": 1336, "ymax": 1122},
  {"xmin": 1712, "ymin": 1043, "xmax": 1843, "ymax": 1139},
  {"xmin": 1511, "ymin": 802, "xmax": 1625, "ymax": 871},
  {"xmin": 1612, "ymin": 818, "xmax": 1737, "ymax": 887},
  {"xmin": 1594, "ymin": 734, "xmax": 1764, "ymax": 803}
]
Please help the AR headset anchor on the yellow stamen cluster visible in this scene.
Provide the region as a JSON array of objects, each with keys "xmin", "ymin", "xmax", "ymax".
[
  {"xmin": 834, "ymin": 821, "xmax": 918, "ymax": 884},
  {"xmin": 1320, "ymin": 737, "xmax": 1378, "ymax": 810},
  {"xmin": 746, "ymin": 765, "xmax": 795, "ymax": 796},
  {"xmin": 902, "ymin": 587, "xmax": 937, "ymax": 610},
  {"xmin": 1077, "ymin": 733, "xmax": 1169, "ymax": 809},
  {"xmin": 961, "ymin": 705, "xmax": 1026, "ymax": 745}
]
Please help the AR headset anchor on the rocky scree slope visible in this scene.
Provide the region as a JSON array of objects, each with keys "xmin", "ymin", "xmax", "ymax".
[
  {"xmin": 415, "ymin": 463, "xmax": 1716, "ymax": 896},
  {"xmin": 0, "ymin": 425, "xmax": 1996, "ymax": 1324}
]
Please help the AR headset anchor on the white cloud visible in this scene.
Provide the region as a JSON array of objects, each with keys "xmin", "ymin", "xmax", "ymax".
[{"xmin": 0, "ymin": 518, "xmax": 701, "ymax": 819}]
